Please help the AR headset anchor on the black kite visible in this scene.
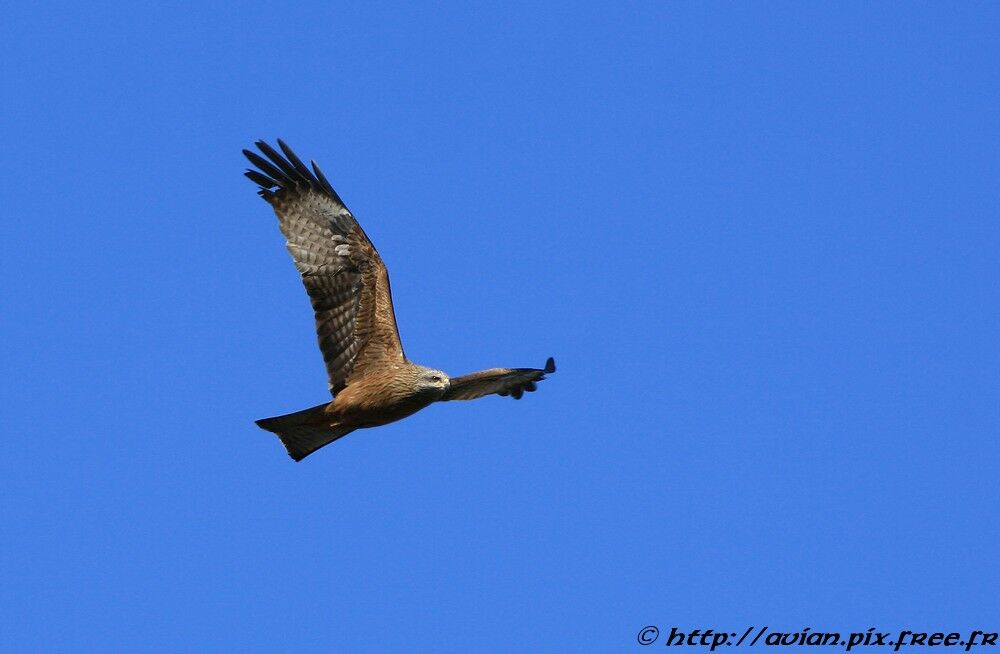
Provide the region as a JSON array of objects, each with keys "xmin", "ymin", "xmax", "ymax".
[{"xmin": 243, "ymin": 140, "xmax": 556, "ymax": 461}]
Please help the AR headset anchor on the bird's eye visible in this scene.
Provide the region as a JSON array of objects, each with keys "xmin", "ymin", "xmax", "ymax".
[{"xmin": 431, "ymin": 375, "xmax": 441, "ymax": 382}]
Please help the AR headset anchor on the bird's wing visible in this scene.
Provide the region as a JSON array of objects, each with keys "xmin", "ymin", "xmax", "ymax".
[
  {"xmin": 244, "ymin": 139, "xmax": 406, "ymax": 395},
  {"xmin": 441, "ymin": 358, "xmax": 556, "ymax": 401}
]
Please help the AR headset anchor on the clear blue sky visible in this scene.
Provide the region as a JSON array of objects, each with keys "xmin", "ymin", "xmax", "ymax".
[{"xmin": 3, "ymin": 2, "xmax": 998, "ymax": 652}]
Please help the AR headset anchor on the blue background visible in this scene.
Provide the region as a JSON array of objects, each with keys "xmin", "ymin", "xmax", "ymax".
[{"xmin": 3, "ymin": 2, "xmax": 998, "ymax": 651}]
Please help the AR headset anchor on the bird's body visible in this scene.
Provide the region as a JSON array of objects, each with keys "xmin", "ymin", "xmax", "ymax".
[
  {"xmin": 327, "ymin": 363, "xmax": 449, "ymax": 428},
  {"xmin": 243, "ymin": 140, "xmax": 555, "ymax": 461}
]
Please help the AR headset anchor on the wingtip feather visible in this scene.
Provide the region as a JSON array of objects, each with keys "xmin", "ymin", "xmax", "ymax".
[
  {"xmin": 242, "ymin": 139, "xmax": 347, "ymax": 208},
  {"xmin": 311, "ymin": 159, "xmax": 346, "ymax": 206}
]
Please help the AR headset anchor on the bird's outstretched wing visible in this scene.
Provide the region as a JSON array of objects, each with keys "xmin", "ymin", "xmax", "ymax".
[
  {"xmin": 441, "ymin": 358, "xmax": 556, "ymax": 401},
  {"xmin": 244, "ymin": 139, "xmax": 406, "ymax": 395}
]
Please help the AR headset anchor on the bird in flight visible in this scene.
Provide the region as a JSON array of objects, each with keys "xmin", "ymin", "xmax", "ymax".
[{"xmin": 243, "ymin": 140, "xmax": 556, "ymax": 461}]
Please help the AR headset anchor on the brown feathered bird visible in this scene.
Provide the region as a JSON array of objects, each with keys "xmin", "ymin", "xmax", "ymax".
[{"xmin": 243, "ymin": 140, "xmax": 556, "ymax": 461}]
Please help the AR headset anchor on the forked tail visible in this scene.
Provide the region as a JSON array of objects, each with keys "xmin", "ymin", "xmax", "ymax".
[{"xmin": 255, "ymin": 403, "xmax": 355, "ymax": 462}]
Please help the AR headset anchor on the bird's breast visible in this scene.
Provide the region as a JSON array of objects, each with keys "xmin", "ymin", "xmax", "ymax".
[{"xmin": 330, "ymin": 374, "xmax": 436, "ymax": 428}]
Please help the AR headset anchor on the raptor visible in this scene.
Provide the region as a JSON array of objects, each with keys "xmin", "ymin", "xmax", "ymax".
[{"xmin": 243, "ymin": 140, "xmax": 555, "ymax": 461}]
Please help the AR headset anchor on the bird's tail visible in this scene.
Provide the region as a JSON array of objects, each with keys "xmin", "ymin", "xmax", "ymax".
[{"xmin": 255, "ymin": 403, "xmax": 355, "ymax": 462}]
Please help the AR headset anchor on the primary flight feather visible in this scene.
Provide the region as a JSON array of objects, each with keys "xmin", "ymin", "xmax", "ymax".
[{"xmin": 244, "ymin": 140, "xmax": 556, "ymax": 461}]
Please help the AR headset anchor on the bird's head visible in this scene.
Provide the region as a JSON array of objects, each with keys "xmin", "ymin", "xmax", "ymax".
[{"xmin": 416, "ymin": 366, "xmax": 451, "ymax": 396}]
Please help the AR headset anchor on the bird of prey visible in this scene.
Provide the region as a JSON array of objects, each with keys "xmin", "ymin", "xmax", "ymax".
[{"xmin": 243, "ymin": 140, "xmax": 556, "ymax": 461}]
